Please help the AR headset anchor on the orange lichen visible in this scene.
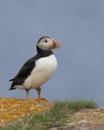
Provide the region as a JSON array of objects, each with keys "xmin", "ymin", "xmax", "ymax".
[{"xmin": 0, "ymin": 97, "xmax": 54, "ymax": 125}]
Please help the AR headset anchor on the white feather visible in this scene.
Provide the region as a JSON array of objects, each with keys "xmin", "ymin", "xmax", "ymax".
[{"xmin": 19, "ymin": 54, "xmax": 57, "ymax": 89}]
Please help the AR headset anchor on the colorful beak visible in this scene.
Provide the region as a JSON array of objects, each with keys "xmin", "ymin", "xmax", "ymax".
[{"xmin": 51, "ymin": 39, "xmax": 61, "ymax": 49}]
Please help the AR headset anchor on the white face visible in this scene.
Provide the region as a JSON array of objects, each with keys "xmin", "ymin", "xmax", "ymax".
[{"xmin": 37, "ymin": 38, "xmax": 54, "ymax": 50}]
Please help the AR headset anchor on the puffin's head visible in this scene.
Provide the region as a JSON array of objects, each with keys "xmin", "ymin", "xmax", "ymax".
[{"xmin": 37, "ymin": 36, "xmax": 61, "ymax": 50}]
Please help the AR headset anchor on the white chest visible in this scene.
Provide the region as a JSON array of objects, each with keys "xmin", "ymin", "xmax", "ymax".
[{"xmin": 23, "ymin": 54, "xmax": 57, "ymax": 89}]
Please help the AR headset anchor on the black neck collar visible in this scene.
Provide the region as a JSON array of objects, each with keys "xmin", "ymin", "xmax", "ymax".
[{"xmin": 36, "ymin": 46, "xmax": 53, "ymax": 57}]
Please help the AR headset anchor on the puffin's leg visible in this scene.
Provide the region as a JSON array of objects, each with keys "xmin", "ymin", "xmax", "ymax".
[
  {"xmin": 26, "ymin": 89, "xmax": 38, "ymax": 103},
  {"xmin": 37, "ymin": 88, "xmax": 48, "ymax": 102},
  {"xmin": 26, "ymin": 89, "xmax": 30, "ymax": 100}
]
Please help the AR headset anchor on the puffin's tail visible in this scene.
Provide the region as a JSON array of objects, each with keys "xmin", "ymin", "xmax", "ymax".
[
  {"xmin": 9, "ymin": 78, "xmax": 16, "ymax": 90},
  {"xmin": 9, "ymin": 78, "xmax": 14, "ymax": 81},
  {"xmin": 9, "ymin": 86, "xmax": 16, "ymax": 90}
]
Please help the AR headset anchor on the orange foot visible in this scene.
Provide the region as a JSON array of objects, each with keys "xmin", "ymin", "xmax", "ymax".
[
  {"xmin": 27, "ymin": 98, "xmax": 39, "ymax": 103},
  {"xmin": 39, "ymin": 98, "xmax": 49, "ymax": 102}
]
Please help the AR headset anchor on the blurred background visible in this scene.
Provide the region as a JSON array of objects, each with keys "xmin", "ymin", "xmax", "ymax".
[{"xmin": 0, "ymin": 0, "xmax": 104, "ymax": 107}]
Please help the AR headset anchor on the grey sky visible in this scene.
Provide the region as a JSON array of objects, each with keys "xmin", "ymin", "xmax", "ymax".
[{"xmin": 0, "ymin": 0, "xmax": 104, "ymax": 107}]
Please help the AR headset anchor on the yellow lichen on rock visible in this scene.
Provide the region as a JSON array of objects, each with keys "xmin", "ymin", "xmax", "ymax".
[{"xmin": 0, "ymin": 97, "xmax": 54, "ymax": 125}]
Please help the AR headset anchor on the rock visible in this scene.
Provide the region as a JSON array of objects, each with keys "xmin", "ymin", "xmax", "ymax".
[
  {"xmin": 0, "ymin": 97, "xmax": 54, "ymax": 126},
  {"xmin": 49, "ymin": 108, "xmax": 104, "ymax": 130}
]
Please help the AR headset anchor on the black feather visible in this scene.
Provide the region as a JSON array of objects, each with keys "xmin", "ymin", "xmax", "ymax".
[{"xmin": 9, "ymin": 47, "xmax": 53, "ymax": 90}]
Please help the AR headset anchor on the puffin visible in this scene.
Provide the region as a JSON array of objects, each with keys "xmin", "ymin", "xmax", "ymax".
[{"xmin": 9, "ymin": 36, "xmax": 61, "ymax": 102}]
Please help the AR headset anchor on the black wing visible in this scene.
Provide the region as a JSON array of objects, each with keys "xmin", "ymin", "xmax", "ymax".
[
  {"xmin": 9, "ymin": 48, "xmax": 53, "ymax": 90},
  {"xmin": 9, "ymin": 56, "xmax": 37, "ymax": 89}
]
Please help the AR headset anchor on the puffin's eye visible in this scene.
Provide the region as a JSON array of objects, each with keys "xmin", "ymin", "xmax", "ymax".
[{"xmin": 44, "ymin": 39, "xmax": 48, "ymax": 43}]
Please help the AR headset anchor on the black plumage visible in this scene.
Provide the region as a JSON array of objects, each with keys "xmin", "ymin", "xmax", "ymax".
[{"xmin": 9, "ymin": 46, "xmax": 53, "ymax": 90}]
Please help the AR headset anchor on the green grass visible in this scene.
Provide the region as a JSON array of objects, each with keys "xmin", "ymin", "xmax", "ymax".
[{"xmin": 0, "ymin": 100, "xmax": 98, "ymax": 130}]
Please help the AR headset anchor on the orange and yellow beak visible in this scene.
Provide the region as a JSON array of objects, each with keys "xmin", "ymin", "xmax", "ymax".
[{"xmin": 50, "ymin": 39, "xmax": 61, "ymax": 49}]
